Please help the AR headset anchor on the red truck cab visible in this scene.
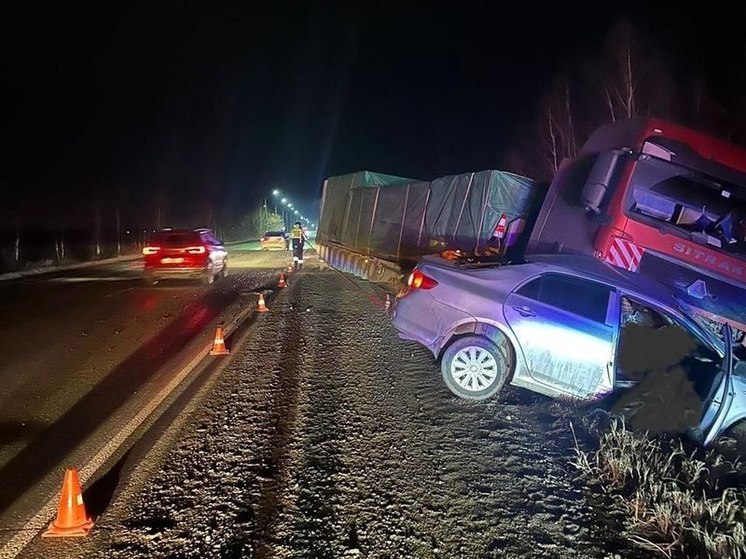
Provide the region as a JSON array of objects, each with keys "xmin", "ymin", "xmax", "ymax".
[{"xmin": 528, "ymin": 118, "xmax": 746, "ymax": 340}]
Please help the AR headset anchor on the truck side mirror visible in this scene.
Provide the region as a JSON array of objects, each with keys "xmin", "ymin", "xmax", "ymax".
[{"xmin": 581, "ymin": 149, "xmax": 627, "ymax": 213}]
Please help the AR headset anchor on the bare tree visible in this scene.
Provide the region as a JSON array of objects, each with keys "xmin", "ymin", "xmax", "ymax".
[
  {"xmin": 533, "ymin": 74, "xmax": 579, "ymax": 180},
  {"xmin": 54, "ymin": 229, "xmax": 66, "ymax": 263},
  {"xmin": 116, "ymin": 207, "xmax": 121, "ymax": 256},
  {"xmin": 595, "ymin": 19, "xmax": 675, "ymax": 123},
  {"xmin": 95, "ymin": 204, "xmax": 102, "ymax": 257}
]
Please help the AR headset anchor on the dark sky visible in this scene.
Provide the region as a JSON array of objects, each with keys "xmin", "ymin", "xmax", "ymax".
[{"xmin": 2, "ymin": 2, "xmax": 744, "ymax": 228}]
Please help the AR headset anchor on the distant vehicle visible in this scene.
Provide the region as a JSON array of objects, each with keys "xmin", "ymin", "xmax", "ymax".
[
  {"xmin": 261, "ymin": 231, "xmax": 289, "ymax": 251},
  {"xmin": 142, "ymin": 228, "xmax": 228, "ymax": 285},
  {"xmin": 392, "ymin": 253, "xmax": 744, "ymax": 447}
]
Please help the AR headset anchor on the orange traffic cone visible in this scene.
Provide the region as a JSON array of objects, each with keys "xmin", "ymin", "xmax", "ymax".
[
  {"xmin": 278, "ymin": 273, "xmax": 287, "ymax": 288},
  {"xmin": 43, "ymin": 468, "xmax": 94, "ymax": 538},
  {"xmin": 209, "ymin": 325, "xmax": 230, "ymax": 355},
  {"xmin": 257, "ymin": 293, "xmax": 269, "ymax": 313}
]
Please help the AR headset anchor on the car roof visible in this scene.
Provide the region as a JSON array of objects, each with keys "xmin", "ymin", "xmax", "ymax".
[
  {"xmin": 157, "ymin": 228, "xmax": 211, "ymax": 233},
  {"xmin": 526, "ymin": 254, "xmax": 678, "ymax": 305}
]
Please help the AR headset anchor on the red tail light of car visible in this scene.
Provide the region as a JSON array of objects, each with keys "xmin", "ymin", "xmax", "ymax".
[
  {"xmin": 407, "ymin": 269, "xmax": 438, "ymax": 290},
  {"xmin": 185, "ymin": 246, "xmax": 206, "ymax": 254},
  {"xmin": 143, "ymin": 246, "xmax": 161, "ymax": 255}
]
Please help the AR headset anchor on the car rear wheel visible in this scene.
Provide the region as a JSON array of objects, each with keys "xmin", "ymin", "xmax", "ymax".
[
  {"xmin": 441, "ymin": 335, "xmax": 512, "ymax": 400},
  {"xmin": 202, "ymin": 266, "xmax": 215, "ymax": 285}
]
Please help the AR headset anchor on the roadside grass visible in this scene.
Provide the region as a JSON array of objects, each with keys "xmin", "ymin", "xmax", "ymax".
[{"xmin": 567, "ymin": 415, "xmax": 746, "ymax": 559}]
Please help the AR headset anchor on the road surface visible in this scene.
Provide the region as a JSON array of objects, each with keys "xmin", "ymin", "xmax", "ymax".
[
  {"xmin": 0, "ymin": 243, "xmax": 295, "ymax": 550},
  {"xmin": 12, "ymin": 257, "xmax": 651, "ymax": 559}
]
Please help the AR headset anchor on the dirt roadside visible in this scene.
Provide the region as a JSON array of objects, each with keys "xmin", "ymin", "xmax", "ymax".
[{"xmin": 27, "ymin": 263, "xmax": 648, "ymax": 559}]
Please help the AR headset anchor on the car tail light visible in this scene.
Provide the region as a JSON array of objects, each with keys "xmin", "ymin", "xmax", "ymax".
[
  {"xmin": 407, "ymin": 269, "xmax": 438, "ymax": 290},
  {"xmin": 142, "ymin": 246, "xmax": 160, "ymax": 255},
  {"xmin": 186, "ymin": 246, "xmax": 206, "ymax": 254}
]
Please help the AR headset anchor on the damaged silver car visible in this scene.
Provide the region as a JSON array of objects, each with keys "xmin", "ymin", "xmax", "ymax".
[{"xmin": 392, "ymin": 254, "xmax": 745, "ymax": 446}]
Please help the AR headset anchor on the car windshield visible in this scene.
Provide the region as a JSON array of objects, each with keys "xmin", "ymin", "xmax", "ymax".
[
  {"xmin": 265, "ymin": 231, "xmax": 284, "ymax": 237},
  {"xmin": 627, "ymin": 156, "xmax": 746, "ymax": 259}
]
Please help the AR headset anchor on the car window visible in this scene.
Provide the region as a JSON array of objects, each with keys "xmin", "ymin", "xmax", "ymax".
[
  {"xmin": 516, "ymin": 273, "xmax": 612, "ymax": 323},
  {"xmin": 265, "ymin": 231, "xmax": 285, "ymax": 237},
  {"xmin": 152, "ymin": 232, "xmax": 201, "ymax": 246}
]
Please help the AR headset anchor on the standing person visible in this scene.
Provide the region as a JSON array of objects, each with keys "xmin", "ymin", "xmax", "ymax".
[{"xmin": 291, "ymin": 221, "xmax": 307, "ymax": 271}]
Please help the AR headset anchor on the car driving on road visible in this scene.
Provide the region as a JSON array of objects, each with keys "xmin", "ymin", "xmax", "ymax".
[
  {"xmin": 392, "ymin": 253, "xmax": 745, "ymax": 446},
  {"xmin": 142, "ymin": 228, "xmax": 228, "ymax": 285},
  {"xmin": 260, "ymin": 231, "xmax": 289, "ymax": 251}
]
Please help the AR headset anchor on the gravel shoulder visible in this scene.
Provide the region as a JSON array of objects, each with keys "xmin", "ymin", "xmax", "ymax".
[{"xmin": 30, "ymin": 262, "xmax": 651, "ymax": 559}]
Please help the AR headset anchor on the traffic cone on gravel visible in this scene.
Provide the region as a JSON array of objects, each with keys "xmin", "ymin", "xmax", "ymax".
[
  {"xmin": 278, "ymin": 273, "xmax": 287, "ymax": 288},
  {"xmin": 43, "ymin": 468, "xmax": 94, "ymax": 538},
  {"xmin": 209, "ymin": 325, "xmax": 230, "ymax": 355},
  {"xmin": 257, "ymin": 293, "xmax": 269, "ymax": 313}
]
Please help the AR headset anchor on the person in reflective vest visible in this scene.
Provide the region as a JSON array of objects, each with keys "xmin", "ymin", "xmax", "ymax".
[{"xmin": 290, "ymin": 221, "xmax": 307, "ymax": 271}]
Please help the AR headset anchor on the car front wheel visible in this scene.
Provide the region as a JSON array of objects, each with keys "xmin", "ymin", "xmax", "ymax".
[{"xmin": 440, "ymin": 335, "xmax": 512, "ymax": 400}]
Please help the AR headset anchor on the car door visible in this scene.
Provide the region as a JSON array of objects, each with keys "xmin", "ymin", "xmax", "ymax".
[{"xmin": 503, "ymin": 273, "xmax": 616, "ymax": 398}]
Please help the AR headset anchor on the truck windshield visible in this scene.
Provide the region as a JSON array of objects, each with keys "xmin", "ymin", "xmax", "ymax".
[{"xmin": 627, "ymin": 156, "xmax": 746, "ymax": 259}]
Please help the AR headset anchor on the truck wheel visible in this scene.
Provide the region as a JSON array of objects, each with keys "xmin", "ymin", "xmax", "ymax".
[{"xmin": 440, "ymin": 335, "xmax": 512, "ymax": 400}]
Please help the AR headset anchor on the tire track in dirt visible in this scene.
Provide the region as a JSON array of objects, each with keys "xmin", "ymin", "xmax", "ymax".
[{"xmin": 265, "ymin": 274, "xmax": 347, "ymax": 558}]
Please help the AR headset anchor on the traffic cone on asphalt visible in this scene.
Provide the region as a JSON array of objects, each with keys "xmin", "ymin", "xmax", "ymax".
[
  {"xmin": 209, "ymin": 325, "xmax": 230, "ymax": 355},
  {"xmin": 42, "ymin": 468, "xmax": 94, "ymax": 538},
  {"xmin": 278, "ymin": 273, "xmax": 287, "ymax": 288},
  {"xmin": 257, "ymin": 293, "xmax": 269, "ymax": 313}
]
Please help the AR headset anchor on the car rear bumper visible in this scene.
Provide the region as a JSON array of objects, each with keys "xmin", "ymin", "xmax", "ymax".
[
  {"xmin": 145, "ymin": 266, "xmax": 206, "ymax": 279},
  {"xmin": 391, "ymin": 292, "xmax": 444, "ymax": 356}
]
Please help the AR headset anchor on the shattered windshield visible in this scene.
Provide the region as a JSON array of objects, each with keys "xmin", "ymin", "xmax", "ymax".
[{"xmin": 627, "ymin": 156, "xmax": 746, "ymax": 258}]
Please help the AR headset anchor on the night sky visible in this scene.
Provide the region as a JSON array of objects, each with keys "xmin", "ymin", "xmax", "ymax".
[{"xmin": 3, "ymin": 2, "xmax": 745, "ymax": 228}]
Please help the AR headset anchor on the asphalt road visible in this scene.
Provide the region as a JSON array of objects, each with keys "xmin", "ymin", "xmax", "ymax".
[
  {"xmin": 20, "ymin": 262, "xmax": 650, "ymax": 559},
  {"xmin": 0, "ymin": 242, "xmax": 294, "ymax": 547}
]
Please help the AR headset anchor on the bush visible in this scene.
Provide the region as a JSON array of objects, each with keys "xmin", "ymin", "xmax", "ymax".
[{"xmin": 571, "ymin": 418, "xmax": 746, "ymax": 558}]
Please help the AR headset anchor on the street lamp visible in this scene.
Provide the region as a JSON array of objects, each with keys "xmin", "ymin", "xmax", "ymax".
[{"xmin": 273, "ymin": 189, "xmax": 279, "ymax": 196}]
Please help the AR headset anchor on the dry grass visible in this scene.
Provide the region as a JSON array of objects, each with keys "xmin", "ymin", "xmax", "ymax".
[{"xmin": 570, "ymin": 418, "xmax": 746, "ymax": 558}]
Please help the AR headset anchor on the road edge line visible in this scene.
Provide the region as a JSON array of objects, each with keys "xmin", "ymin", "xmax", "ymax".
[{"xmin": 0, "ymin": 299, "xmax": 258, "ymax": 559}]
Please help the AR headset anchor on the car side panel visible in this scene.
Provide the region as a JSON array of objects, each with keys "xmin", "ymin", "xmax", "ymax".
[{"xmin": 503, "ymin": 291, "xmax": 615, "ymax": 399}]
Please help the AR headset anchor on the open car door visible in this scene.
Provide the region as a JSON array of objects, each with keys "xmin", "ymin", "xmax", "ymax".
[{"xmin": 700, "ymin": 324, "xmax": 736, "ymax": 446}]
